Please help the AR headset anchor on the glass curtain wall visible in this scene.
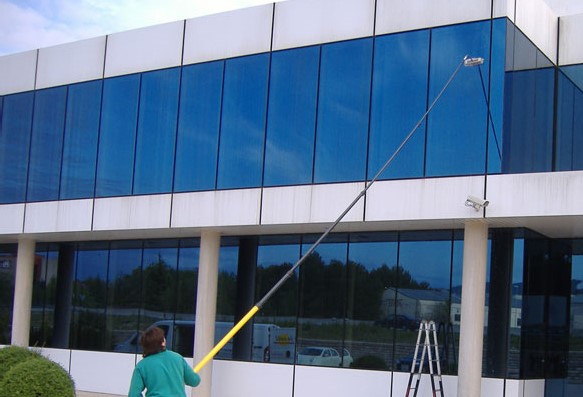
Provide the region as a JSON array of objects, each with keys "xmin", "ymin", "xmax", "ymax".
[{"xmin": 0, "ymin": 245, "xmax": 17, "ymax": 344}]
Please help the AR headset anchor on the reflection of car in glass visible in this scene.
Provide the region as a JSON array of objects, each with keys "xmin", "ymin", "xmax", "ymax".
[
  {"xmin": 374, "ymin": 314, "xmax": 419, "ymax": 330},
  {"xmin": 297, "ymin": 346, "xmax": 353, "ymax": 367}
]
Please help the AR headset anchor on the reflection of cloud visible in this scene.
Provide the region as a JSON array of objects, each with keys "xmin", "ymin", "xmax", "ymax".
[{"xmin": 0, "ymin": 0, "xmax": 283, "ymax": 56}]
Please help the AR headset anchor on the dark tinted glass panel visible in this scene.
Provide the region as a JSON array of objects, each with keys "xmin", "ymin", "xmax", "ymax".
[
  {"xmin": 502, "ymin": 68, "xmax": 554, "ymax": 173},
  {"xmin": 134, "ymin": 68, "xmax": 180, "ymax": 195},
  {"xmin": 217, "ymin": 54, "xmax": 269, "ymax": 189},
  {"xmin": 0, "ymin": 93, "xmax": 33, "ymax": 203},
  {"xmin": 27, "ymin": 87, "xmax": 67, "ymax": 201},
  {"xmin": 369, "ymin": 31, "xmax": 429, "ymax": 180},
  {"xmin": 175, "ymin": 62, "xmax": 223, "ymax": 192},
  {"xmin": 0, "ymin": 245, "xmax": 17, "ymax": 344},
  {"xmin": 315, "ymin": 39, "xmax": 372, "ymax": 183},
  {"xmin": 216, "ymin": 244, "xmax": 239, "ymax": 359},
  {"xmin": 30, "ymin": 247, "xmax": 58, "ymax": 347},
  {"xmin": 106, "ymin": 242, "xmax": 142, "ymax": 352},
  {"xmin": 347, "ymin": 238, "xmax": 398, "ymax": 370},
  {"xmin": 556, "ymin": 67, "xmax": 583, "ymax": 171},
  {"xmin": 96, "ymin": 75, "xmax": 140, "ymax": 197},
  {"xmin": 568, "ymin": 252, "xmax": 583, "ymax": 394},
  {"xmin": 60, "ymin": 81, "xmax": 102, "ymax": 199},
  {"xmin": 71, "ymin": 245, "xmax": 108, "ymax": 351},
  {"xmin": 264, "ymin": 46, "xmax": 319, "ymax": 186},
  {"xmin": 176, "ymin": 240, "xmax": 199, "ymax": 318},
  {"xmin": 426, "ymin": 21, "xmax": 490, "ymax": 176},
  {"xmin": 297, "ymin": 238, "xmax": 347, "ymax": 367}
]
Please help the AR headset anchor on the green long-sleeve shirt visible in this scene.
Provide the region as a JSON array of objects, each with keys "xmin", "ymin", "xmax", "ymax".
[{"xmin": 128, "ymin": 349, "xmax": 200, "ymax": 397}]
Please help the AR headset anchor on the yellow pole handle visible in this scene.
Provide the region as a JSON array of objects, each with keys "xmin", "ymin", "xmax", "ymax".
[{"xmin": 193, "ymin": 305, "xmax": 260, "ymax": 373}]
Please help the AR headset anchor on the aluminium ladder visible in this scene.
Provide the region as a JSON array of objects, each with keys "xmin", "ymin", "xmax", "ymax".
[{"xmin": 404, "ymin": 320, "xmax": 444, "ymax": 397}]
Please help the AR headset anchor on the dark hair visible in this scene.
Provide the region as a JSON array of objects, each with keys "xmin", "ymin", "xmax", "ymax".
[{"xmin": 140, "ymin": 326, "xmax": 166, "ymax": 357}]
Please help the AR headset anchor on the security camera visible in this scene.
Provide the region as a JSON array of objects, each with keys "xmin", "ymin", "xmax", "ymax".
[{"xmin": 465, "ymin": 195, "xmax": 489, "ymax": 211}]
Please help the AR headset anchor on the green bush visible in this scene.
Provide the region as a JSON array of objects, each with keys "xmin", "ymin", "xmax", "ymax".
[
  {"xmin": 351, "ymin": 354, "xmax": 387, "ymax": 370},
  {"xmin": 0, "ymin": 345, "xmax": 41, "ymax": 382},
  {"xmin": 0, "ymin": 355, "xmax": 75, "ymax": 397}
]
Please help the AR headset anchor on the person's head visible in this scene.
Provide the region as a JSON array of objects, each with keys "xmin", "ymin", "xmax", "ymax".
[{"xmin": 140, "ymin": 326, "xmax": 166, "ymax": 357}]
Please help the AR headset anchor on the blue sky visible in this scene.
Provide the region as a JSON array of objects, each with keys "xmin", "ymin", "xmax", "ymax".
[
  {"xmin": 0, "ymin": 0, "xmax": 582, "ymax": 57},
  {"xmin": 0, "ymin": 0, "xmax": 283, "ymax": 56}
]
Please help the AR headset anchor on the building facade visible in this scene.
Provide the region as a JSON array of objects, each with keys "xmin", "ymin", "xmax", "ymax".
[{"xmin": 1, "ymin": 0, "xmax": 583, "ymax": 396}]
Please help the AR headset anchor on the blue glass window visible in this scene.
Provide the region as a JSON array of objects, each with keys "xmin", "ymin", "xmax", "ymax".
[
  {"xmin": 96, "ymin": 75, "xmax": 140, "ymax": 197},
  {"xmin": 133, "ymin": 68, "xmax": 180, "ymax": 195},
  {"xmin": 369, "ymin": 31, "xmax": 429, "ymax": 180},
  {"xmin": 556, "ymin": 66, "xmax": 583, "ymax": 171},
  {"xmin": 264, "ymin": 46, "xmax": 320, "ymax": 186},
  {"xmin": 315, "ymin": 39, "xmax": 373, "ymax": 183},
  {"xmin": 60, "ymin": 81, "xmax": 102, "ymax": 199},
  {"xmin": 426, "ymin": 21, "xmax": 491, "ymax": 176},
  {"xmin": 174, "ymin": 62, "xmax": 223, "ymax": 192},
  {"xmin": 27, "ymin": 87, "xmax": 67, "ymax": 202},
  {"xmin": 217, "ymin": 54, "xmax": 269, "ymax": 189},
  {"xmin": 0, "ymin": 92, "xmax": 33, "ymax": 204},
  {"xmin": 502, "ymin": 68, "xmax": 554, "ymax": 173}
]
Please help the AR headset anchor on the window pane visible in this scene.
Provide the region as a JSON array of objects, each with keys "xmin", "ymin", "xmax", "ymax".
[
  {"xmin": 297, "ymin": 238, "xmax": 347, "ymax": 367},
  {"xmin": 217, "ymin": 54, "xmax": 269, "ymax": 189},
  {"xmin": 315, "ymin": 39, "xmax": 372, "ymax": 183},
  {"xmin": 71, "ymin": 245, "xmax": 108, "ymax": 351},
  {"xmin": 0, "ymin": 245, "xmax": 17, "ymax": 344},
  {"xmin": 106, "ymin": 242, "xmax": 142, "ymax": 352},
  {"xmin": 96, "ymin": 75, "xmax": 140, "ymax": 197},
  {"xmin": 175, "ymin": 62, "xmax": 223, "ymax": 192},
  {"xmin": 61, "ymin": 81, "xmax": 102, "ymax": 199},
  {"xmin": 348, "ymin": 237, "xmax": 398, "ymax": 371},
  {"xmin": 30, "ymin": 247, "xmax": 58, "ymax": 347},
  {"xmin": 264, "ymin": 46, "xmax": 319, "ymax": 186},
  {"xmin": 216, "ymin": 244, "xmax": 239, "ymax": 360},
  {"xmin": 0, "ymin": 93, "xmax": 33, "ymax": 203},
  {"xmin": 134, "ymin": 68, "xmax": 180, "ymax": 195},
  {"xmin": 176, "ymin": 240, "xmax": 199, "ymax": 318},
  {"xmin": 27, "ymin": 87, "xmax": 67, "ymax": 201},
  {"xmin": 426, "ymin": 21, "xmax": 491, "ymax": 176},
  {"xmin": 556, "ymin": 66, "xmax": 583, "ymax": 172},
  {"xmin": 486, "ymin": 18, "xmax": 506, "ymax": 174},
  {"xmin": 369, "ymin": 31, "xmax": 429, "ymax": 180}
]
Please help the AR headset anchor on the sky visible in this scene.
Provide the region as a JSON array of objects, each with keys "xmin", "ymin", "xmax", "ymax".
[{"xmin": 1, "ymin": 0, "xmax": 583, "ymax": 57}]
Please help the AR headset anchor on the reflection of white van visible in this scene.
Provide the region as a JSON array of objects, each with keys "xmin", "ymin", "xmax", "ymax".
[{"xmin": 115, "ymin": 320, "xmax": 295, "ymax": 364}]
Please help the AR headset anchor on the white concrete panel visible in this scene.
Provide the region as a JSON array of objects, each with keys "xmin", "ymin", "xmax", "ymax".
[
  {"xmin": 376, "ymin": 0, "xmax": 491, "ymax": 36},
  {"xmin": 486, "ymin": 171, "xmax": 583, "ymax": 218},
  {"xmin": 482, "ymin": 377, "xmax": 505, "ymax": 396},
  {"xmin": 212, "ymin": 361, "xmax": 293, "ymax": 397},
  {"xmin": 514, "ymin": 0, "xmax": 558, "ymax": 64},
  {"xmin": 93, "ymin": 195, "xmax": 171, "ymax": 230},
  {"xmin": 36, "ymin": 37, "xmax": 105, "ymax": 89},
  {"xmin": 523, "ymin": 379, "xmax": 545, "ymax": 397},
  {"xmin": 493, "ymin": 0, "xmax": 516, "ymax": 20},
  {"xmin": 184, "ymin": 4, "xmax": 273, "ymax": 65},
  {"xmin": 504, "ymin": 379, "xmax": 523, "ymax": 397},
  {"xmin": 273, "ymin": 0, "xmax": 375, "ymax": 51},
  {"xmin": 294, "ymin": 366, "xmax": 390, "ymax": 397},
  {"xmin": 310, "ymin": 183, "xmax": 365, "ymax": 223},
  {"xmin": 40, "ymin": 348, "xmax": 71, "ymax": 372},
  {"xmin": 366, "ymin": 176, "xmax": 486, "ymax": 222},
  {"xmin": 171, "ymin": 189, "xmax": 261, "ymax": 227},
  {"xmin": 0, "ymin": 204, "xmax": 24, "ymax": 234},
  {"xmin": 0, "ymin": 50, "xmax": 37, "ymax": 95},
  {"xmin": 24, "ymin": 200, "xmax": 93, "ymax": 233},
  {"xmin": 70, "ymin": 350, "xmax": 135, "ymax": 395},
  {"xmin": 261, "ymin": 185, "xmax": 313, "ymax": 225},
  {"xmin": 104, "ymin": 21, "xmax": 184, "ymax": 78},
  {"xmin": 559, "ymin": 13, "xmax": 583, "ymax": 65}
]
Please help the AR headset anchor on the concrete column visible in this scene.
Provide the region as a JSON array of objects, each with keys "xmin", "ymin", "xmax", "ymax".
[
  {"xmin": 11, "ymin": 239, "xmax": 36, "ymax": 346},
  {"xmin": 192, "ymin": 231, "xmax": 220, "ymax": 397},
  {"xmin": 457, "ymin": 221, "xmax": 488, "ymax": 397}
]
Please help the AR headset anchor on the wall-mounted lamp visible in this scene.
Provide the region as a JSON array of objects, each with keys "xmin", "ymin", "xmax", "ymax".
[{"xmin": 465, "ymin": 195, "xmax": 489, "ymax": 211}]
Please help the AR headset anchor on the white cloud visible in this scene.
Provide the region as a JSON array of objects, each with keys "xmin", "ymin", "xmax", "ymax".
[{"xmin": 0, "ymin": 0, "xmax": 280, "ymax": 56}]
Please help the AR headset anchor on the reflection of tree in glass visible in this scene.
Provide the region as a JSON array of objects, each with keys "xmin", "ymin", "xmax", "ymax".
[{"xmin": 256, "ymin": 263, "xmax": 297, "ymax": 317}]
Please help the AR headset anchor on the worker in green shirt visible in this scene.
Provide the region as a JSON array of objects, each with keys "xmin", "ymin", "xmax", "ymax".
[{"xmin": 128, "ymin": 326, "xmax": 201, "ymax": 397}]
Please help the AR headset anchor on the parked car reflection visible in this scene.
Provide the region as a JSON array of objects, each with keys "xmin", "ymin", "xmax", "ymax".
[{"xmin": 297, "ymin": 346, "xmax": 353, "ymax": 367}]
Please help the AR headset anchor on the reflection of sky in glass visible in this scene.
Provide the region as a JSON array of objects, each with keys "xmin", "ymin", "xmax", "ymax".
[
  {"xmin": 513, "ymin": 239, "xmax": 524, "ymax": 283},
  {"xmin": 302, "ymin": 242, "xmax": 347, "ymax": 264},
  {"xmin": 109, "ymin": 249, "xmax": 141, "ymax": 278},
  {"xmin": 572, "ymin": 255, "xmax": 583, "ymax": 294},
  {"xmin": 178, "ymin": 247, "xmax": 199, "ymax": 271},
  {"xmin": 76, "ymin": 250, "xmax": 108, "ymax": 280},
  {"xmin": 219, "ymin": 246, "xmax": 239, "ymax": 275},
  {"xmin": 399, "ymin": 240, "xmax": 451, "ymax": 289},
  {"xmin": 348, "ymin": 242, "xmax": 397, "ymax": 270},
  {"xmin": 142, "ymin": 248, "xmax": 177, "ymax": 269},
  {"xmin": 452, "ymin": 240, "xmax": 463, "ymax": 289},
  {"xmin": 257, "ymin": 244, "xmax": 300, "ymax": 268}
]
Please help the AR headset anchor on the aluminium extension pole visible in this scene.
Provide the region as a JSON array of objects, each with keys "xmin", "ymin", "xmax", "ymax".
[{"xmin": 193, "ymin": 54, "xmax": 482, "ymax": 374}]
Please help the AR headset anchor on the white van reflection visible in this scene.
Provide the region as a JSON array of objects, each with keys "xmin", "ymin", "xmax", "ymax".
[{"xmin": 114, "ymin": 320, "xmax": 295, "ymax": 364}]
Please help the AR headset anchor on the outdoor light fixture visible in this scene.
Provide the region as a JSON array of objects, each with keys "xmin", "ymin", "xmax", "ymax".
[
  {"xmin": 463, "ymin": 56, "xmax": 485, "ymax": 67},
  {"xmin": 465, "ymin": 195, "xmax": 489, "ymax": 211}
]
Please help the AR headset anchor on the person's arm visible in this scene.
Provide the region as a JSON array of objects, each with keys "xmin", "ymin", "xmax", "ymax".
[
  {"xmin": 128, "ymin": 367, "xmax": 146, "ymax": 397},
  {"xmin": 183, "ymin": 360, "xmax": 201, "ymax": 387}
]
